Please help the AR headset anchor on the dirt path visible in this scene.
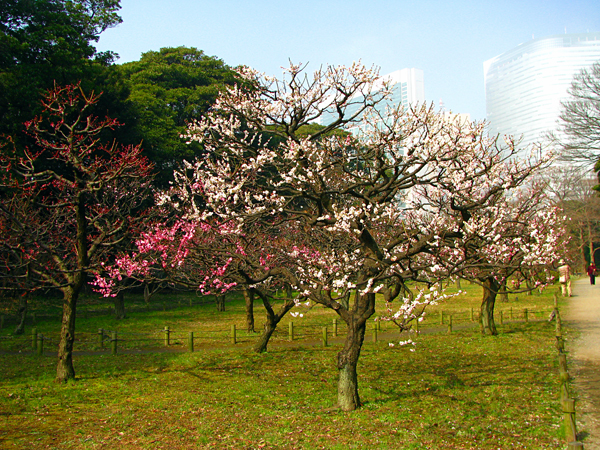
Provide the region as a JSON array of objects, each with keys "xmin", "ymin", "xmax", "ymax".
[{"xmin": 564, "ymin": 277, "xmax": 600, "ymax": 449}]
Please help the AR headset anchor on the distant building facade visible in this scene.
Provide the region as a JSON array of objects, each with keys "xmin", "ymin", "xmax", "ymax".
[
  {"xmin": 321, "ymin": 68, "xmax": 425, "ymax": 133},
  {"xmin": 484, "ymin": 32, "xmax": 600, "ymax": 152}
]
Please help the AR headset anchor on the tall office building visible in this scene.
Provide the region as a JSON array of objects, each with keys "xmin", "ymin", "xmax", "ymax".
[
  {"xmin": 320, "ymin": 68, "xmax": 425, "ymax": 133},
  {"xmin": 484, "ymin": 32, "xmax": 600, "ymax": 152}
]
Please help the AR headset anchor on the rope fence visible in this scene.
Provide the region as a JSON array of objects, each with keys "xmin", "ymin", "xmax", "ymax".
[
  {"xmin": 1, "ymin": 306, "xmax": 554, "ymax": 355},
  {"xmin": 552, "ymin": 293, "xmax": 585, "ymax": 449}
]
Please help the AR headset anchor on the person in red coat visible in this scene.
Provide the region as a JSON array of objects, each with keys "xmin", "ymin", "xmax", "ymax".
[{"xmin": 587, "ymin": 263, "xmax": 597, "ymax": 285}]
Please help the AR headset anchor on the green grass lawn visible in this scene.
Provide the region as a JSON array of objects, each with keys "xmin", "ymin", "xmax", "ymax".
[{"xmin": 0, "ymin": 282, "xmax": 568, "ymax": 449}]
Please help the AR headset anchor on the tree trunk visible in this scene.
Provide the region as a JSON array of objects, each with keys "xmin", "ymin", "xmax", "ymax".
[
  {"xmin": 254, "ymin": 316, "xmax": 277, "ymax": 353},
  {"xmin": 114, "ymin": 291, "xmax": 126, "ymax": 319},
  {"xmin": 143, "ymin": 283, "xmax": 152, "ymax": 305},
  {"xmin": 525, "ymin": 278, "xmax": 533, "ymax": 296},
  {"xmin": 580, "ymin": 226, "xmax": 588, "ymax": 273},
  {"xmin": 13, "ymin": 295, "xmax": 28, "ymax": 335},
  {"xmin": 215, "ymin": 294, "xmax": 226, "ymax": 312},
  {"xmin": 242, "ymin": 289, "xmax": 255, "ymax": 333},
  {"xmin": 56, "ymin": 196, "xmax": 87, "ymax": 383},
  {"xmin": 337, "ymin": 319, "xmax": 367, "ymax": 411},
  {"xmin": 334, "ymin": 290, "xmax": 375, "ymax": 411},
  {"xmin": 480, "ymin": 278, "xmax": 500, "ymax": 336},
  {"xmin": 253, "ymin": 291, "xmax": 295, "ymax": 353},
  {"xmin": 456, "ymin": 278, "xmax": 461, "ymax": 290},
  {"xmin": 499, "ymin": 282, "xmax": 508, "ymax": 302},
  {"xmin": 56, "ymin": 287, "xmax": 78, "ymax": 382}
]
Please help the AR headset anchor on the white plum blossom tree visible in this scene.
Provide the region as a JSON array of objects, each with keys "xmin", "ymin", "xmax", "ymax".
[
  {"xmin": 416, "ymin": 180, "xmax": 566, "ymax": 335},
  {"xmin": 127, "ymin": 62, "xmax": 561, "ymax": 411}
]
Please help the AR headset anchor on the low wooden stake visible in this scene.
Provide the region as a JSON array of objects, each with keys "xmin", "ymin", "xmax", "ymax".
[
  {"xmin": 111, "ymin": 331, "xmax": 118, "ymax": 356},
  {"xmin": 188, "ymin": 331, "xmax": 194, "ymax": 353},
  {"xmin": 37, "ymin": 334, "xmax": 44, "ymax": 356},
  {"xmin": 164, "ymin": 326, "xmax": 170, "ymax": 346},
  {"xmin": 31, "ymin": 327, "xmax": 37, "ymax": 350},
  {"xmin": 562, "ymin": 398, "xmax": 577, "ymax": 443}
]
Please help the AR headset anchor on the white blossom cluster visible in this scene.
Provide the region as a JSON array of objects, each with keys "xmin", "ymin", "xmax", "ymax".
[{"xmin": 154, "ymin": 61, "xmax": 566, "ymax": 328}]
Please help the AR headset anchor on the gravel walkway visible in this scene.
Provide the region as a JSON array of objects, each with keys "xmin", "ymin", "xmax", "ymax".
[{"xmin": 565, "ymin": 277, "xmax": 600, "ymax": 449}]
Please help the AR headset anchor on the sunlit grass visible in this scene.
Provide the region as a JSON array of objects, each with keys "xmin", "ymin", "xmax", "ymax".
[{"xmin": 0, "ymin": 282, "xmax": 566, "ymax": 449}]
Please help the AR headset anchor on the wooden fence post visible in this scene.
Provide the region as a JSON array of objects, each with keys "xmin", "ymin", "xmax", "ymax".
[
  {"xmin": 37, "ymin": 334, "xmax": 44, "ymax": 356},
  {"xmin": 373, "ymin": 326, "xmax": 378, "ymax": 343},
  {"xmin": 31, "ymin": 327, "xmax": 37, "ymax": 350},
  {"xmin": 440, "ymin": 310, "xmax": 444, "ymax": 325},
  {"xmin": 558, "ymin": 353, "xmax": 569, "ymax": 382},
  {"xmin": 164, "ymin": 326, "xmax": 170, "ymax": 346},
  {"xmin": 231, "ymin": 324, "xmax": 236, "ymax": 345},
  {"xmin": 524, "ymin": 308, "xmax": 528, "ymax": 322},
  {"xmin": 562, "ymin": 398, "xmax": 577, "ymax": 443},
  {"xmin": 555, "ymin": 308, "xmax": 563, "ymax": 338},
  {"xmin": 556, "ymin": 336, "xmax": 565, "ymax": 353},
  {"xmin": 414, "ymin": 318, "xmax": 419, "ymax": 333},
  {"xmin": 447, "ymin": 315, "xmax": 453, "ymax": 334},
  {"xmin": 333, "ymin": 318, "xmax": 337, "ymax": 337},
  {"xmin": 322, "ymin": 326, "xmax": 328, "ymax": 347},
  {"xmin": 111, "ymin": 331, "xmax": 117, "ymax": 355},
  {"xmin": 499, "ymin": 310, "xmax": 503, "ymax": 326},
  {"xmin": 188, "ymin": 331, "xmax": 194, "ymax": 353},
  {"xmin": 289, "ymin": 321, "xmax": 294, "ymax": 341}
]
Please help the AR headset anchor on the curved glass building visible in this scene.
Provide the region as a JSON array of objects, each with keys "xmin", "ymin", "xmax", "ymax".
[{"xmin": 484, "ymin": 32, "xmax": 600, "ymax": 152}]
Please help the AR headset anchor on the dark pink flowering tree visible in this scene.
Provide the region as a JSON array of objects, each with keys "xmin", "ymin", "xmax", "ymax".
[
  {"xmin": 95, "ymin": 209, "xmax": 306, "ymax": 352},
  {"xmin": 0, "ymin": 84, "xmax": 154, "ymax": 382}
]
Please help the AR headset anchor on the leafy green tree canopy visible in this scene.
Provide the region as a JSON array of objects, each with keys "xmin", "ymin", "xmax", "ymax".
[
  {"xmin": 0, "ymin": 0, "xmax": 122, "ymax": 137},
  {"xmin": 117, "ymin": 46, "xmax": 239, "ymax": 185}
]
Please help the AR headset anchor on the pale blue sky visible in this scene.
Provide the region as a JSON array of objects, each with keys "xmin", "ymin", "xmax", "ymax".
[{"xmin": 96, "ymin": 0, "xmax": 600, "ymax": 120}]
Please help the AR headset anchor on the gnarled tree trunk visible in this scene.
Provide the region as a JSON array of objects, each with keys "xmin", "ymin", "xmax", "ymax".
[
  {"xmin": 56, "ymin": 196, "xmax": 87, "ymax": 383},
  {"xmin": 480, "ymin": 277, "xmax": 500, "ymax": 336},
  {"xmin": 215, "ymin": 294, "xmax": 226, "ymax": 312},
  {"xmin": 56, "ymin": 286, "xmax": 78, "ymax": 382},
  {"xmin": 242, "ymin": 288, "xmax": 255, "ymax": 333},
  {"xmin": 143, "ymin": 283, "xmax": 152, "ymax": 305},
  {"xmin": 13, "ymin": 295, "xmax": 27, "ymax": 335},
  {"xmin": 337, "ymin": 318, "xmax": 367, "ymax": 411},
  {"xmin": 253, "ymin": 288, "xmax": 295, "ymax": 353},
  {"xmin": 335, "ymin": 291, "xmax": 375, "ymax": 411},
  {"xmin": 114, "ymin": 291, "xmax": 126, "ymax": 319},
  {"xmin": 499, "ymin": 282, "xmax": 508, "ymax": 302}
]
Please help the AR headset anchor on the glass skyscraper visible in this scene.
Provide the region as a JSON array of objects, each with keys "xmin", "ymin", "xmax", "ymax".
[{"xmin": 484, "ymin": 32, "xmax": 600, "ymax": 152}]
